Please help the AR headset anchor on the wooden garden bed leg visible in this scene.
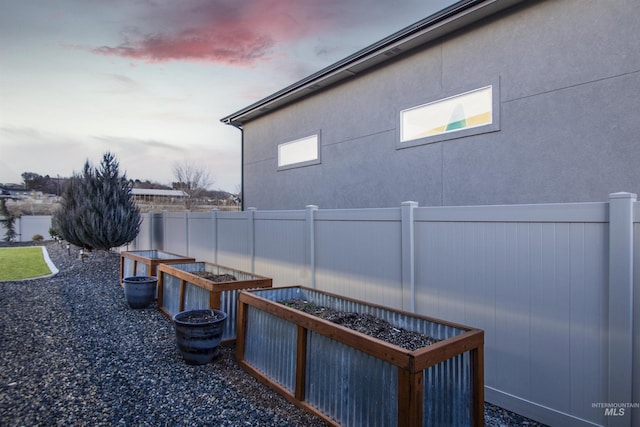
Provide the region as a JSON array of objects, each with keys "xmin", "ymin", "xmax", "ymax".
[
  {"xmin": 178, "ymin": 279, "xmax": 186, "ymax": 312},
  {"xmin": 236, "ymin": 299, "xmax": 247, "ymax": 361},
  {"xmin": 295, "ymin": 326, "xmax": 308, "ymax": 401},
  {"xmin": 471, "ymin": 346, "xmax": 485, "ymax": 427},
  {"xmin": 209, "ymin": 291, "xmax": 221, "ymax": 310},
  {"xmin": 398, "ymin": 367, "xmax": 423, "ymax": 427},
  {"xmin": 157, "ymin": 272, "xmax": 164, "ymax": 307},
  {"xmin": 119, "ymin": 256, "xmax": 124, "ymax": 285}
]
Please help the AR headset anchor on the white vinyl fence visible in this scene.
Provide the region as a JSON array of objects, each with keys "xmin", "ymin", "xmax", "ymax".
[
  {"xmin": 0, "ymin": 215, "xmax": 51, "ymax": 242},
  {"xmin": 129, "ymin": 193, "xmax": 638, "ymax": 427}
]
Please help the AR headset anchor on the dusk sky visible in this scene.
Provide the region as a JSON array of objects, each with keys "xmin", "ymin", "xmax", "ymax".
[{"xmin": 0, "ymin": 0, "xmax": 453, "ymax": 192}]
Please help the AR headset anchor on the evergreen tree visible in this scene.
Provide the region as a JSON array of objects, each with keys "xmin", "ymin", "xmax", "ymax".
[
  {"xmin": 52, "ymin": 152, "xmax": 141, "ymax": 250},
  {"xmin": 0, "ymin": 198, "xmax": 17, "ymax": 243}
]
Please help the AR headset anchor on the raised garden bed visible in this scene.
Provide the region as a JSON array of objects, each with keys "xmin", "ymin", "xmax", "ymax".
[
  {"xmin": 237, "ymin": 286, "xmax": 484, "ymax": 427},
  {"xmin": 119, "ymin": 250, "xmax": 195, "ymax": 285},
  {"xmin": 157, "ymin": 262, "xmax": 272, "ymax": 342}
]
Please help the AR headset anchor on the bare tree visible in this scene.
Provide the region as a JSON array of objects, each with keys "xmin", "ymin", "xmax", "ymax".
[{"xmin": 172, "ymin": 160, "xmax": 214, "ymax": 210}]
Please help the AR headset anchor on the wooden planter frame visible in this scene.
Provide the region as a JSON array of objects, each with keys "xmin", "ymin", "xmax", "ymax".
[
  {"xmin": 119, "ymin": 250, "xmax": 195, "ymax": 285},
  {"xmin": 157, "ymin": 262, "xmax": 272, "ymax": 342},
  {"xmin": 237, "ymin": 286, "xmax": 484, "ymax": 427}
]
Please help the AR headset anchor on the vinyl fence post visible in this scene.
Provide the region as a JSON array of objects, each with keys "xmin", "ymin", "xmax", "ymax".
[
  {"xmin": 211, "ymin": 209, "xmax": 219, "ymax": 264},
  {"xmin": 162, "ymin": 210, "xmax": 167, "ymax": 251},
  {"xmin": 306, "ymin": 205, "xmax": 318, "ymax": 289},
  {"xmin": 248, "ymin": 207, "xmax": 257, "ymax": 273},
  {"xmin": 17, "ymin": 216, "xmax": 22, "ymax": 243},
  {"xmin": 401, "ymin": 201, "xmax": 418, "ymax": 312},
  {"xmin": 148, "ymin": 211, "xmax": 155, "ymax": 250},
  {"xmin": 608, "ymin": 192, "xmax": 635, "ymax": 427},
  {"xmin": 184, "ymin": 210, "xmax": 190, "ymax": 256}
]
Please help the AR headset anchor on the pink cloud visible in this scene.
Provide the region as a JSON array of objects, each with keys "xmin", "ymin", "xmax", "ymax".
[{"xmin": 91, "ymin": 0, "xmax": 340, "ymax": 66}]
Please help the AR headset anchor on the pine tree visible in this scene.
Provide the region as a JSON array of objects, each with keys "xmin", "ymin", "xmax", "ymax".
[
  {"xmin": 0, "ymin": 198, "xmax": 17, "ymax": 243},
  {"xmin": 52, "ymin": 152, "xmax": 141, "ymax": 251}
]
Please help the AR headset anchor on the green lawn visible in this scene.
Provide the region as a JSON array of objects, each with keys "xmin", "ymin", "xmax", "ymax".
[{"xmin": 0, "ymin": 247, "xmax": 53, "ymax": 281}]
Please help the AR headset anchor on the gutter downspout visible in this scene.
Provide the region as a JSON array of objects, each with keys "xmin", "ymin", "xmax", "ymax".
[
  {"xmin": 240, "ymin": 127, "xmax": 244, "ymax": 211},
  {"xmin": 223, "ymin": 119, "xmax": 245, "ymax": 211}
]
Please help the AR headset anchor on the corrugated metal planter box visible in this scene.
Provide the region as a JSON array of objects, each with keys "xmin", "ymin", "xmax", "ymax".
[
  {"xmin": 237, "ymin": 286, "xmax": 484, "ymax": 427},
  {"xmin": 119, "ymin": 250, "xmax": 195, "ymax": 285},
  {"xmin": 158, "ymin": 262, "xmax": 272, "ymax": 342}
]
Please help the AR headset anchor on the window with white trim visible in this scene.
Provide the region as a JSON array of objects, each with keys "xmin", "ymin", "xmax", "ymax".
[
  {"xmin": 278, "ymin": 134, "xmax": 320, "ymax": 169},
  {"xmin": 399, "ymin": 85, "xmax": 496, "ymax": 146}
]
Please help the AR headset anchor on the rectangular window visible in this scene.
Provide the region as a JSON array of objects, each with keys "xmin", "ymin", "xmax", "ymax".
[
  {"xmin": 400, "ymin": 85, "xmax": 495, "ymax": 145},
  {"xmin": 278, "ymin": 134, "xmax": 320, "ymax": 169}
]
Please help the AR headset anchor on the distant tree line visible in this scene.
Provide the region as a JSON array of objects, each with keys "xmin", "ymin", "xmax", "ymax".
[
  {"xmin": 11, "ymin": 171, "xmax": 235, "ymax": 204},
  {"xmin": 20, "ymin": 172, "xmax": 68, "ymax": 195}
]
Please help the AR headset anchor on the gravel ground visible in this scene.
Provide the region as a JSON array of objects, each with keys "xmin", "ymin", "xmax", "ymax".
[{"xmin": 1, "ymin": 241, "xmax": 548, "ymax": 426}]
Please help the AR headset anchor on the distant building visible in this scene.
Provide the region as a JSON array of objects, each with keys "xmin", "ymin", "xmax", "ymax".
[
  {"xmin": 0, "ymin": 185, "xmax": 27, "ymax": 199},
  {"xmin": 222, "ymin": 0, "xmax": 640, "ymax": 210},
  {"xmin": 131, "ymin": 188, "xmax": 187, "ymax": 204}
]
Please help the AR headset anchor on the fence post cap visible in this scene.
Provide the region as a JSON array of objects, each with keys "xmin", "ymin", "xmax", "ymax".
[{"xmin": 609, "ymin": 192, "xmax": 637, "ymax": 200}]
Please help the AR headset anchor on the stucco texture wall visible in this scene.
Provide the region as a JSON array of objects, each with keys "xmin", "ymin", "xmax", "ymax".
[{"xmin": 242, "ymin": 0, "xmax": 640, "ymax": 210}]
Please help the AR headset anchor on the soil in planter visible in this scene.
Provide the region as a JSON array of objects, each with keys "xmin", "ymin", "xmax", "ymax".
[
  {"xmin": 279, "ymin": 299, "xmax": 439, "ymax": 351},
  {"xmin": 178, "ymin": 310, "xmax": 225, "ymax": 323},
  {"xmin": 192, "ymin": 272, "xmax": 237, "ymax": 282}
]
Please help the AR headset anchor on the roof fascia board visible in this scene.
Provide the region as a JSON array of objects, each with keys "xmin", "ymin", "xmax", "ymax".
[{"xmin": 221, "ymin": 0, "xmax": 524, "ymax": 127}]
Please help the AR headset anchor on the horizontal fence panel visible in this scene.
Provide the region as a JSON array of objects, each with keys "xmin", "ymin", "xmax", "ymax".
[
  {"xmin": 164, "ymin": 212, "xmax": 188, "ymax": 255},
  {"xmin": 18, "ymin": 215, "xmax": 51, "ymax": 241},
  {"xmin": 217, "ymin": 213, "xmax": 251, "ymax": 271},
  {"xmin": 254, "ymin": 210, "xmax": 309, "ymax": 221},
  {"xmin": 314, "ymin": 209, "xmax": 403, "ymax": 308},
  {"xmin": 315, "ymin": 207, "xmax": 401, "ymax": 222},
  {"xmin": 253, "ymin": 214, "xmax": 308, "ymax": 287},
  {"xmin": 566, "ymin": 223, "xmax": 608, "ymax": 425},
  {"xmin": 142, "ymin": 212, "xmax": 165, "ymax": 250},
  {"xmin": 187, "ymin": 211, "xmax": 215, "ymax": 261},
  {"xmin": 414, "ymin": 213, "xmax": 609, "ymax": 425},
  {"xmin": 413, "ymin": 202, "xmax": 608, "ymax": 223},
  {"xmin": 0, "ymin": 215, "xmax": 52, "ymax": 242}
]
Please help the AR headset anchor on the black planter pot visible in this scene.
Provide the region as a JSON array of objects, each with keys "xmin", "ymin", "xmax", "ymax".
[
  {"xmin": 123, "ymin": 276, "xmax": 157, "ymax": 309},
  {"xmin": 173, "ymin": 309, "xmax": 227, "ymax": 365}
]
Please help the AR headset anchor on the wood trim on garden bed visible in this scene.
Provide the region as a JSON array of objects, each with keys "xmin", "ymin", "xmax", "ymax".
[
  {"xmin": 119, "ymin": 250, "xmax": 195, "ymax": 286},
  {"xmin": 157, "ymin": 262, "xmax": 272, "ymax": 342}
]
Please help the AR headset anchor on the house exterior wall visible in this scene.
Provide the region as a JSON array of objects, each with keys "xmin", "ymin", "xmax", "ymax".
[{"xmin": 241, "ymin": 0, "xmax": 640, "ymax": 210}]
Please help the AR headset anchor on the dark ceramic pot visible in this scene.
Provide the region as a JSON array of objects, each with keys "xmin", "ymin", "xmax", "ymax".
[
  {"xmin": 173, "ymin": 309, "xmax": 227, "ymax": 365},
  {"xmin": 123, "ymin": 276, "xmax": 157, "ymax": 309}
]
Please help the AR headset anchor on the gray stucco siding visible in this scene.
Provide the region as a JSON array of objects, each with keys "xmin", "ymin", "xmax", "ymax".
[
  {"xmin": 443, "ymin": 70, "xmax": 640, "ymax": 206},
  {"xmin": 241, "ymin": 0, "xmax": 640, "ymax": 209}
]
